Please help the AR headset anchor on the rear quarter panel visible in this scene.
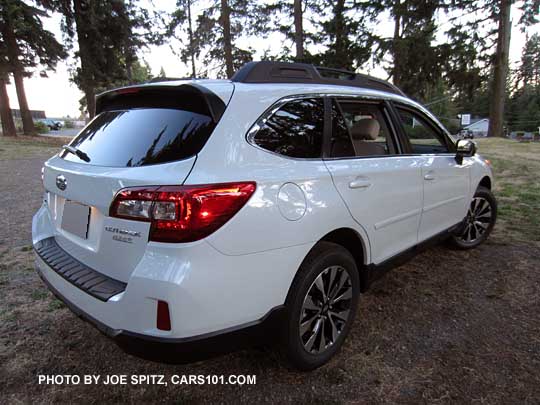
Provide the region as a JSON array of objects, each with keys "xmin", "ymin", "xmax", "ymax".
[{"xmin": 186, "ymin": 84, "xmax": 371, "ymax": 262}]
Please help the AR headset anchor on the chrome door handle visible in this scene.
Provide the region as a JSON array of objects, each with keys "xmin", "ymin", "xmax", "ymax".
[
  {"xmin": 349, "ymin": 179, "xmax": 372, "ymax": 189},
  {"xmin": 424, "ymin": 173, "xmax": 435, "ymax": 181}
]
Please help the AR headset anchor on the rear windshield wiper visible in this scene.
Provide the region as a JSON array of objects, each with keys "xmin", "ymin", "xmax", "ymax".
[{"xmin": 62, "ymin": 145, "xmax": 91, "ymax": 162}]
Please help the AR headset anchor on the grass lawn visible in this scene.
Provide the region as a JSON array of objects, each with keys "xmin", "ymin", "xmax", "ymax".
[
  {"xmin": 475, "ymin": 138, "xmax": 540, "ymax": 244},
  {"xmin": 0, "ymin": 135, "xmax": 68, "ymax": 161}
]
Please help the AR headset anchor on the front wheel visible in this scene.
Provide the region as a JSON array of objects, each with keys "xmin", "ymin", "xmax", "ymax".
[
  {"xmin": 449, "ymin": 186, "xmax": 497, "ymax": 249},
  {"xmin": 283, "ymin": 242, "xmax": 360, "ymax": 370}
]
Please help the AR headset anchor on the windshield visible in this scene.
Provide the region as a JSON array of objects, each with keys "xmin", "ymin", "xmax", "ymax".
[{"xmin": 60, "ymin": 108, "xmax": 215, "ymax": 167}]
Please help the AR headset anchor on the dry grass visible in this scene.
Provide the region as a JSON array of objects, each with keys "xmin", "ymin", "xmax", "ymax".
[{"xmin": 0, "ymin": 137, "xmax": 539, "ymax": 403}]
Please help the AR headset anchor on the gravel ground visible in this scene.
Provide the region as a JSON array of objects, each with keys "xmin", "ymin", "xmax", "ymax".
[
  {"xmin": 0, "ymin": 156, "xmax": 47, "ymax": 248},
  {"xmin": 1, "ymin": 138, "xmax": 539, "ymax": 404}
]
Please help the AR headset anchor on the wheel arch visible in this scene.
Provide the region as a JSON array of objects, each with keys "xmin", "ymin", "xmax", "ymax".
[
  {"xmin": 478, "ymin": 176, "xmax": 491, "ymax": 190},
  {"xmin": 286, "ymin": 228, "xmax": 370, "ymax": 300}
]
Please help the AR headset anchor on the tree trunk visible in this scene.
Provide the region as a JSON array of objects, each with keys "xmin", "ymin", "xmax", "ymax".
[
  {"xmin": 85, "ymin": 87, "xmax": 96, "ymax": 122},
  {"xmin": 3, "ymin": 13, "xmax": 36, "ymax": 135},
  {"xmin": 488, "ymin": 0, "xmax": 511, "ymax": 138},
  {"xmin": 334, "ymin": 0, "xmax": 346, "ymax": 65},
  {"xmin": 391, "ymin": 0, "xmax": 402, "ymax": 87},
  {"xmin": 126, "ymin": 60, "xmax": 133, "ymax": 84},
  {"xmin": 0, "ymin": 77, "xmax": 17, "ymax": 137},
  {"xmin": 73, "ymin": 0, "xmax": 96, "ymax": 119},
  {"xmin": 12, "ymin": 69, "xmax": 35, "ymax": 134},
  {"xmin": 187, "ymin": 0, "xmax": 197, "ymax": 77},
  {"xmin": 220, "ymin": 0, "xmax": 234, "ymax": 78},
  {"xmin": 294, "ymin": 0, "xmax": 304, "ymax": 61}
]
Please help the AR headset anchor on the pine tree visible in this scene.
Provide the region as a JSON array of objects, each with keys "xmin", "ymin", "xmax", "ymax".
[
  {"xmin": 169, "ymin": 0, "xmax": 200, "ymax": 77},
  {"xmin": 369, "ymin": 0, "xmax": 446, "ymax": 101},
  {"xmin": 58, "ymin": 0, "xmax": 157, "ymax": 118},
  {"xmin": 193, "ymin": 0, "xmax": 269, "ymax": 78},
  {"xmin": 311, "ymin": 0, "xmax": 376, "ymax": 71},
  {"xmin": 0, "ymin": 0, "xmax": 66, "ymax": 135},
  {"xmin": 517, "ymin": 33, "xmax": 540, "ymax": 88}
]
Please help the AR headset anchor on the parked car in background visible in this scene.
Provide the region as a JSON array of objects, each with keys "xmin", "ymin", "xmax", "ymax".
[
  {"xmin": 37, "ymin": 118, "xmax": 63, "ymax": 131},
  {"xmin": 32, "ymin": 61, "xmax": 496, "ymax": 370},
  {"xmin": 457, "ymin": 129, "xmax": 474, "ymax": 139}
]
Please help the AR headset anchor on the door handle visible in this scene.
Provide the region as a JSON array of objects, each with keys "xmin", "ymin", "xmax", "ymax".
[
  {"xmin": 349, "ymin": 179, "xmax": 372, "ymax": 189},
  {"xmin": 424, "ymin": 173, "xmax": 435, "ymax": 181}
]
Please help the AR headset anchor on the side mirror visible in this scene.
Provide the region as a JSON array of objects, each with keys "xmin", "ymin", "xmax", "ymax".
[{"xmin": 455, "ymin": 139, "xmax": 476, "ymax": 164}]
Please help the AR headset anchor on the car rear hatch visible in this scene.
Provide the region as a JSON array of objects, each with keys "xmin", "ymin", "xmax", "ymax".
[{"xmin": 41, "ymin": 82, "xmax": 232, "ymax": 284}]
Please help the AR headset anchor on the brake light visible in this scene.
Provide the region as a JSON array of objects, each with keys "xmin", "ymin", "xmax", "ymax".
[{"xmin": 109, "ymin": 182, "xmax": 256, "ymax": 243}]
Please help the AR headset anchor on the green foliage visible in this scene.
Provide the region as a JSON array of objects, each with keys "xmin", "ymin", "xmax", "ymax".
[
  {"xmin": 506, "ymin": 34, "xmax": 540, "ymax": 132},
  {"xmin": 56, "ymin": 0, "xmax": 160, "ymax": 116},
  {"xmin": 64, "ymin": 120, "xmax": 74, "ymax": 129},
  {"xmin": 516, "ymin": 33, "xmax": 540, "ymax": 89},
  {"xmin": 0, "ymin": 0, "xmax": 67, "ymax": 75},
  {"xmin": 190, "ymin": 0, "xmax": 269, "ymax": 78},
  {"xmin": 33, "ymin": 121, "xmax": 49, "ymax": 133},
  {"xmin": 309, "ymin": 0, "xmax": 376, "ymax": 70},
  {"xmin": 507, "ymin": 85, "xmax": 540, "ymax": 132}
]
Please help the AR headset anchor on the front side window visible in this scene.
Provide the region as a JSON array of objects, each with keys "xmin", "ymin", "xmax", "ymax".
[
  {"xmin": 252, "ymin": 98, "xmax": 324, "ymax": 158},
  {"xmin": 396, "ymin": 107, "xmax": 450, "ymax": 154}
]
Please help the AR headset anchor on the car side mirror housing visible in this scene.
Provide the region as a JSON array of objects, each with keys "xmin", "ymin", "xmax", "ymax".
[{"xmin": 455, "ymin": 139, "xmax": 476, "ymax": 164}]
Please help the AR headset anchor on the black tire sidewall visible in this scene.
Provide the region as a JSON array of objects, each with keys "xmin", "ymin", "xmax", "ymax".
[{"xmin": 284, "ymin": 242, "xmax": 360, "ymax": 370}]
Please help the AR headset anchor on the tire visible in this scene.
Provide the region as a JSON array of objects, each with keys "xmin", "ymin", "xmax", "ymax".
[
  {"xmin": 283, "ymin": 241, "xmax": 360, "ymax": 370},
  {"xmin": 449, "ymin": 186, "xmax": 497, "ymax": 249}
]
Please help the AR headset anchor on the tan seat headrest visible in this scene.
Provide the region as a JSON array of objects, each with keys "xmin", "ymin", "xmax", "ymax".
[{"xmin": 350, "ymin": 119, "xmax": 380, "ymax": 141}]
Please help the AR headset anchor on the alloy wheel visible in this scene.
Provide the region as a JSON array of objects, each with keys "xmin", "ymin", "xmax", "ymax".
[
  {"xmin": 299, "ymin": 266, "xmax": 353, "ymax": 354},
  {"xmin": 458, "ymin": 196, "xmax": 493, "ymax": 243}
]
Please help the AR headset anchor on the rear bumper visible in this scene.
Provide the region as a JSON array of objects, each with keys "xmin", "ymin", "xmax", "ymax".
[{"xmin": 35, "ymin": 261, "xmax": 286, "ymax": 363}]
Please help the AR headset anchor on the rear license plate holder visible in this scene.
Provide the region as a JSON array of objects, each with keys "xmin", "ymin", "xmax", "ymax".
[{"xmin": 62, "ymin": 201, "xmax": 90, "ymax": 239}]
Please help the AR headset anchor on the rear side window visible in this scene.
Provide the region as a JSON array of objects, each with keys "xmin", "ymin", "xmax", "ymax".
[
  {"xmin": 252, "ymin": 98, "xmax": 324, "ymax": 158},
  {"xmin": 61, "ymin": 108, "xmax": 214, "ymax": 167}
]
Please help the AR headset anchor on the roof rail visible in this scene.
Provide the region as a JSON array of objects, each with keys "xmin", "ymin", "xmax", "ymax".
[{"xmin": 231, "ymin": 61, "xmax": 406, "ymax": 97}]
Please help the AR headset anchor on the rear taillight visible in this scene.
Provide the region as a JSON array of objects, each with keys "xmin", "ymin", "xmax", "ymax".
[{"xmin": 109, "ymin": 182, "xmax": 256, "ymax": 243}]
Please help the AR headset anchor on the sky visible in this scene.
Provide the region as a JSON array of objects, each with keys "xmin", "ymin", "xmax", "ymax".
[{"xmin": 5, "ymin": 2, "xmax": 539, "ymax": 119}]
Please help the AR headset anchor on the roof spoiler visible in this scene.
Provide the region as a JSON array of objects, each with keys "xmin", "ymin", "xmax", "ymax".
[
  {"xmin": 231, "ymin": 61, "xmax": 406, "ymax": 97},
  {"xmin": 95, "ymin": 83, "xmax": 226, "ymax": 123}
]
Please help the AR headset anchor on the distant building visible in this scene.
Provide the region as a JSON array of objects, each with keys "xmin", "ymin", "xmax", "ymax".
[
  {"xmin": 11, "ymin": 109, "xmax": 46, "ymax": 120},
  {"xmin": 463, "ymin": 118, "xmax": 489, "ymax": 137}
]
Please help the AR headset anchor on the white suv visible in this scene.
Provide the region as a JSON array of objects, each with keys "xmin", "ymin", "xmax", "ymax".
[{"xmin": 32, "ymin": 61, "xmax": 496, "ymax": 370}]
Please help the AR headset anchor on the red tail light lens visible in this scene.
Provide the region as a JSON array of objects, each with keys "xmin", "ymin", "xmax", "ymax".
[{"xmin": 109, "ymin": 182, "xmax": 256, "ymax": 243}]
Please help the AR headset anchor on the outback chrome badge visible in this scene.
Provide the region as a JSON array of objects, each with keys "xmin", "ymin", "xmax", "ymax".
[
  {"xmin": 56, "ymin": 175, "xmax": 67, "ymax": 191},
  {"xmin": 105, "ymin": 226, "xmax": 141, "ymax": 244}
]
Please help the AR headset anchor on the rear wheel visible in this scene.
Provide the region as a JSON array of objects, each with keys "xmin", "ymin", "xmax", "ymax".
[
  {"xmin": 283, "ymin": 242, "xmax": 360, "ymax": 370},
  {"xmin": 450, "ymin": 186, "xmax": 497, "ymax": 249}
]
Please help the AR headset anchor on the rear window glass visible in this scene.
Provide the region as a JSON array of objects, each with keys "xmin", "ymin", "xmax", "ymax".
[{"xmin": 60, "ymin": 108, "xmax": 214, "ymax": 167}]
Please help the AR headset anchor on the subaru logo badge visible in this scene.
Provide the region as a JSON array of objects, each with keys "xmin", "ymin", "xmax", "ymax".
[{"xmin": 56, "ymin": 175, "xmax": 67, "ymax": 191}]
